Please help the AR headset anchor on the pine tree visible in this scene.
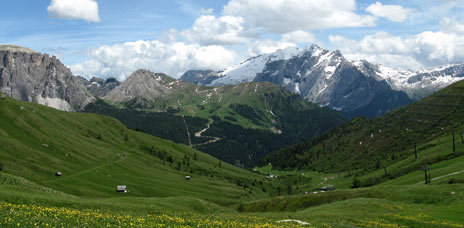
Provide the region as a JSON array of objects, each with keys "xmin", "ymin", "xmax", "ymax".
[{"xmin": 352, "ymin": 178, "xmax": 361, "ymax": 188}]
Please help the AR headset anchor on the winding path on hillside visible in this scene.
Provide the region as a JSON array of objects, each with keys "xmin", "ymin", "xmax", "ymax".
[
  {"xmin": 178, "ymin": 114, "xmax": 221, "ymax": 147},
  {"xmin": 192, "ymin": 123, "xmax": 221, "ymax": 147}
]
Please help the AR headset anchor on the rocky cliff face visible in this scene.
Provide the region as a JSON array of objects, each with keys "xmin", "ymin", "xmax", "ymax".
[
  {"xmin": 179, "ymin": 70, "xmax": 220, "ymax": 85},
  {"xmin": 0, "ymin": 45, "xmax": 94, "ymax": 111}
]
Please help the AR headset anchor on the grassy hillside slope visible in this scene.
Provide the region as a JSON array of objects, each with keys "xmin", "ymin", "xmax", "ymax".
[
  {"xmin": 262, "ymin": 80, "xmax": 464, "ymax": 177},
  {"xmin": 1, "ymin": 93, "xmax": 464, "ymax": 227},
  {"xmin": 0, "ymin": 94, "xmax": 281, "ymax": 205}
]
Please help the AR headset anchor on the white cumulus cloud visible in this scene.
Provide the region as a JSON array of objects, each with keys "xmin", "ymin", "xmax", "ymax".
[
  {"xmin": 366, "ymin": 2, "xmax": 413, "ymax": 22},
  {"xmin": 70, "ymin": 40, "xmax": 239, "ymax": 80},
  {"xmin": 223, "ymin": 0, "xmax": 376, "ymax": 33},
  {"xmin": 181, "ymin": 15, "xmax": 253, "ymax": 46},
  {"xmin": 329, "ymin": 30, "xmax": 464, "ymax": 71},
  {"xmin": 281, "ymin": 30, "xmax": 316, "ymax": 44},
  {"xmin": 440, "ymin": 17, "xmax": 464, "ymax": 34},
  {"xmin": 47, "ymin": 0, "xmax": 100, "ymax": 23}
]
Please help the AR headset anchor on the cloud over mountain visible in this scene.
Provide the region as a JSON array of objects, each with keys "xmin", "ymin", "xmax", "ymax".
[
  {"xmin": 181, "ymin": 15, "xmax": 252, "ymax": 46},
  {"xmin": 71, "ymin": 40, "xmax": 238, "ymax": 80},
  {"xmin": 330, "ymin": 28, "xmax": 464, "ymax": 71}
]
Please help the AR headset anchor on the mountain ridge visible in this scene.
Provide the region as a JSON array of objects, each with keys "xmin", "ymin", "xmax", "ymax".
[
  {"xmin": 181, "ymin": 45, "xmax": 464, "ymax": 118},
  {"xmin": 0, "ymin": 44, "xmax": 347, "ymax": 167},
  {"xmin": 85, "ymin": 69, "xmax": 347, "ymax": 167}
]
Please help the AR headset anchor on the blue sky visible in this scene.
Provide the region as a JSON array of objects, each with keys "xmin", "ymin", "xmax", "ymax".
[{"xmin": 2, "ymin": 0, "xmax": 464, "ymax": 80}]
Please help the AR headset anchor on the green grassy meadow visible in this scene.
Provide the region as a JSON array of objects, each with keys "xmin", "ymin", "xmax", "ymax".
[
  {"xmin": 0, "ymin": 94, "xmax": 278, "ymax": 205},
  {"xmin": 1, "ymin": 92, "xmax": 464, "ymax": 227}
]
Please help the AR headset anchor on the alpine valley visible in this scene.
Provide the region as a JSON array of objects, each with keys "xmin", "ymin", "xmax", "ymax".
[
  {"xmin": 1, "ymin": 45, "xmax": 347, "ymax": 167},
  {"xmin": 1, "ymin": 43, "xmax": 464, "ymax": 227},
  {"xmin": 83, "ymin": 69, "xmax": 347, "ymax": 167},
  {"xmin": 2, "ymin": 0, "xmax": 464, "ymax": 226}
]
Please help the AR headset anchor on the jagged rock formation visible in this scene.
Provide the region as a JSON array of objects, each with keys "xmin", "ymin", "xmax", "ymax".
[
  {"xmin": 249, "ymin": 47, "xmax": 412, "ymax": 118},
  {"xmin": 354, "ymin": 60, "xmax": 464, "ymax": 100},
  {"xmin": 180, "ymin": 70, "xmax": 220, "ymax": 85},
  {"xmin": 0, "ymin": 45, "xmax": 94, "ymax": 111},
  {"xmin": 78, "ymin": 76, "xmax": 121, "ymax": 97}
]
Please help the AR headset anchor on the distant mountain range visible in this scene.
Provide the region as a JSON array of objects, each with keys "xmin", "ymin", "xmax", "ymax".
[
  {"xmin": 83, "ymin": 69, "xmax": 346, "ymax": 166},
  {"xmin": 181, "ymin": 45, "xmax": 464, "ymax": 118},
  {"xmin": 2, "ymin": 43, "xmax": 463, "ymax": 166},
  {"xmin": 0, "ymin": 45, "xmax": 346, "ymax": 166}
]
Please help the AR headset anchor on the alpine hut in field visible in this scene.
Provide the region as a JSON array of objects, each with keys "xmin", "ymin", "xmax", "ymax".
[
  {"xmin": 116, "ymin": 185, "xmax": 127, "ymax": 193},
  {"xmin": 185, "ymin": 176, "xmax": 191, "ymax": 180},
  {"xmin": 55, "ymin": 172, "xmax": 62, "ymax": 177}
]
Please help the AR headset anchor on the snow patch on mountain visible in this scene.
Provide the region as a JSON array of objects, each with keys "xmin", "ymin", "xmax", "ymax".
[
  {"xmin": 295, "ymin": 82, "xmax": 301, "ymax": 94},
  {"xmin": 269, "ymin": 46, "xmax": 301, "ymax": 61},
  {"xmin": 211, "ymin": 55, "xmax": 268, "ymax": 85},
  {"xmin": 210, "ymin": 46, "xmax": 306, "ymax": 86},
  {"xmin": 283, "ymin": 77, "xmax": 292, "ymax": 85}
]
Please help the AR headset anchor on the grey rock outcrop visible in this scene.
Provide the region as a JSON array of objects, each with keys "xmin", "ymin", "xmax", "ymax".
[
  {"xmin": 103, "ymin": 69, "xmax": 174, "ymax": 103},
  {"xmin": 180, "ymin": 70, "xmax": 220, "ymax": 85},
  {"xmin": 79, "ymin": 76, "xmax": 121, "ymax": 97},
  {"xmin": 0, "ymin": 45, "xmax": 94, "ymax": 111}
]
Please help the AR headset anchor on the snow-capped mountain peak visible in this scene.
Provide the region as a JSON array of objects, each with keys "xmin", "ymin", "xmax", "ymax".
[
  {"xmin": 182, "ymin": 44, "xmax": 464, "ymax": 118},
  {"xmin": 209, "ymin": 44, "xmax": 335, "ymax": 86},
  {"xmin": 353, "ymin": 60, "xmax": 464, "ymax": 99}
]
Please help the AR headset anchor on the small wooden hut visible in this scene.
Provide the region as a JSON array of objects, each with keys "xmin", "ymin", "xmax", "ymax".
[{"xmin": 116, "ymin": 185, "xmax": 127, "ymax": 193}]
